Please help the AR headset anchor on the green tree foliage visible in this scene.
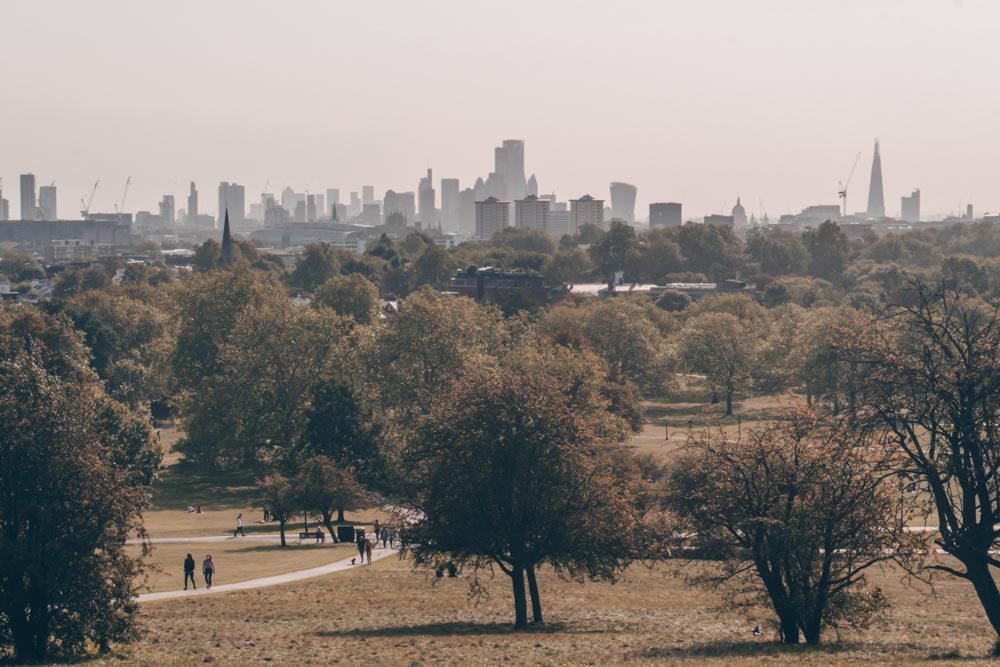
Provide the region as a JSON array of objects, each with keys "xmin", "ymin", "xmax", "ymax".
[
  {"xmin": 667, "ymin": 410, "xmax": 914, "ymax": 645},
  {"xmin": 290, "ymin": 243, "xmax": 341, "ymax": 292},
  {"xmin": 0, "ymin": 249, "xmax": 44, "ymax": 282},
  {"xmin": 410, "ymin": 244, "xmax": 458, "ymax": 289},
  {"xmin": 542, "ymin": 248, "xmax": 593, "ymax": 286},
  {"xmin": 179, "ymin": 284, "xmax": 348, "ymax": 469},
  {"xmin": 747, "ymin": 230, "xmax": 808, "ymax": 276},
  {"xmin": 803, "ymin": 220, "xmax": 850, "ymax": 283},
  {"xmin": 589, "ymin": 221, "xmax": 637, "ymax": 277},
  {"xmin": 490, "ymin": 227, "xmax": 558, "ymax": 255},
  {"xmin": 676, "ymin": 223, "xmax": 744, "ymax": 280},
  {"xmin": 402, "ymin": 363, "xmax": 646, "ymax": 628},
  {"xmin": 0, "ymin": 311, "xmax": 158, "ymax": 662},
  {"xmin": 630, "ymin": 229, "xmax": 684, "ymax": 283},
  {"xmin": 370, "ymin": 287, "xmax": 508, "ymax": 418},
  {"xmin": 296, "ymin": 455, "xmax": 371, "ymax": 530},
  {"xmin": 254, "ymin": 474, "xmax": 297, "ymax": 546},
  {"xmin": 301, "ymin": 378, "xmax": 383, "ymax": 488},
  {"xmin": 312, "ymin": 273, "xmax": 380, "ymax": 324}
]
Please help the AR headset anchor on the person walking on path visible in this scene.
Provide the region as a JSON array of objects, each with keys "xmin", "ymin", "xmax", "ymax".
[
  {"xmin": 365, "ymin": 538, "xmax": 373, "ymax": 565},
  {"xmin": 234, "ymin": 513, "xmax": 245, "ymax": 537},
  {"xmin": 183, "ymin": 553, "xmax": 197, "ymax": 590},
  {"xmin": 373, "ymin": 519, "xmax": 381, "ymax": 542},
  {"xmin": 203, "ymin": 554, "xmax": 215, "ymax": 589},
  {"xmin": 356, "ymin": 530, "xmax": 366, "ymax": 562}
]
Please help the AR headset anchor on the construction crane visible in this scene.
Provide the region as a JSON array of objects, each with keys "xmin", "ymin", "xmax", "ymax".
[
  {"xmin": 80, "ymin": 180, "xmax": 100, "ymax": 218},
  {"xmin": 116, "ymin": 176, "xmax": 131, "ymax": 223},
  {"xmin": 838, "ymin": 152, "xmax": 862, "ymax": 218}
]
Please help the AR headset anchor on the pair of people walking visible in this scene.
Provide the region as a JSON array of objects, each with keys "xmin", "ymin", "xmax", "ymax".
[{"xmin": 184, "ymin": 553, "xmax": 215, "ymax": 590}]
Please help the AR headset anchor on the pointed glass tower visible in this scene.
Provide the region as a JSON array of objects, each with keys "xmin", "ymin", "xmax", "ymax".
[{"xmin": 866, "ymin": 139, "xmax": 885, "ymax": 219}]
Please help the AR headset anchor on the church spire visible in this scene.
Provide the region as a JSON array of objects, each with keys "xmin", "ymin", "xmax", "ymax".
[{"xmin": 220, "ymin": 208, "xmax": 234, "ymax": 265}]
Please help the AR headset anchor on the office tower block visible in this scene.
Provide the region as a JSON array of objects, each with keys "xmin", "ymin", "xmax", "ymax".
[
  {"xmin": 475, "ymin": 196, "xmax": 510, "ymax": 239},
  {"xmin": 159, "ymin": 195, "xmax": 175, "ymax": 224},
  {"xmin": 570, "ymin": 194, "xmax": 604, "ymax": 233},
  {"xmin": 901, "ymin": 189, "xmax": 920, "ymax": 223},
  {"xmin": 362, "ymin": 185, "xmax": 375, "ymax": 205},
  {"xmin": 418, "ymin": 168, "xmax": 435, "ymax": 226},
  {"xmin": 188, "ymin": 182, "xmax": 199, "ymax": 220},
  {"xmin": 20, "ymin": 174, "xmax": 36, "ymax": 220},
  {"xmin": 218, "ymin": 182, "xmax": 246, "ymax": 227},
  {"xmin": 649, "ymin": 202, "xmax": 682, "ymax": 228},
  {"xmin": 38, "ymin": 185, "xmax": 57, "ymax": 219},
  {"xmin": 441, "ymin": 178, "xmax": 460, "ymax": 230},
  {"xmin": 515, "ymin": 194, "xmax": 550, "ymax": 232},
  {"xmin": 609, "ymin": 182, "xmax": 637, "ymax": 222},
  {"xmin": 494, "ymin": 139, "xmax": 526, "ymax": 200}
]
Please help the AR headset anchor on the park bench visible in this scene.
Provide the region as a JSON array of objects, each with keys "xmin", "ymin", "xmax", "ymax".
[{"xmin": 298, "ymin": 531, "xmax": 325, "ymax": 543}]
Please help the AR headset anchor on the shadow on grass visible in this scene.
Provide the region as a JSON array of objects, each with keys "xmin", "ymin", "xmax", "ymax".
[
  {"xmin": 316, "ymin": 621, "xmax": 610, "ymax": 638},
  {"xmin": 634, "ymin": 640, "xmax": 986, "ymax": 662},
  {"xmin": 150, "ymin": 460, "xmax": 257, "ymax": 511}
]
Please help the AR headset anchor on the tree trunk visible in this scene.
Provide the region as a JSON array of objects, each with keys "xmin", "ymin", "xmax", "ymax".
[
  {"xmin": 279, "ymin": 519, "xmax": 287, "ymax": 547},
  {"xmin": 725, "ymin": 390, "xmax": 733, "ymax": 416},
  {"xmin": 337, "ymin": 506, "xmax": 345, "ymax": 523},
  {"xmin": 526, "ymin": 564, "xmax": 543, "ymax": 623},
  {"xmin": 511, "ymin": 562, "xmax": 528, "ymax": 629},
  {"xmin": 965, "ymin": 559, "xmax": 1000, "ymax": 639},
  {"xmin": 803, "ymin": 616, "xmax": 822, "ymax": 645},
  {"xmin": 779, "ymin": 612, "xmax": 800, "ymax": 644},
  {"xmin": 322, "ymin": 512, "xmax": 337, "ymax": 543}
]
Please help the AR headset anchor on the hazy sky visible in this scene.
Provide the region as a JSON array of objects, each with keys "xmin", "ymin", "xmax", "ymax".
[{"xmin": 2, "ymin": 0, "xmax": 997, "ymax": 221}]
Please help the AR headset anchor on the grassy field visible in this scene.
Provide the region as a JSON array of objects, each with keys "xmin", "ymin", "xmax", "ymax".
[
  {"xmin": 61, "ymin": 394, "xmax": 1000, "ymax": 665},
  {"xmin": 63, "ymin": 555, "xmax": 1000, "ymax": 666}
]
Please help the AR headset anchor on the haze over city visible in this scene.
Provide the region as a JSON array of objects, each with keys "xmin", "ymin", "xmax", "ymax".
[{"xmin": 2, "ymin": 0, "xmax": 998, "ymax": 220}]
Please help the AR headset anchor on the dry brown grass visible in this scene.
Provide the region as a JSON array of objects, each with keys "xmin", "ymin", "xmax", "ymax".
[{"xmin": 54, "ymin": 555, "xmax": 1000, "ymax": 666}]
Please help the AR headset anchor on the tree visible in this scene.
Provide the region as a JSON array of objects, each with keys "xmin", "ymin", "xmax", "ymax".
[
  {"xmin": 301, "ymin": 378, "xmax": 383, "ymax": 495},
  {"xmin": 589, "ymin": 220, "xmax": 637, "ymax": 277},
  {"xmin": 803, "ymin": 221, "xmax": 850, "ymax": 283},
  {"xmin": 296, "ymin": 456, "xmax": 371, "ymax": 535},
  {"xmin": 0, "ymin": 327, "xmax": 158, "ymax": 661},
  {"xmin": 677, "ymin": 311, "xmax": 768, "ymax": 415},
  {"xmin": 410, "ymin": 244, "xmax": 458, "ymax": 289},
  {"xmin": 490, "ymin": 227, "xmax": 558, "ymax": 255},
  {"xmin": 312, "ymin": 273, "xmax": 380, "ymax": 324},
  {"xmin": 667, "ymin": 410, "xmax": 914, "ymax": 645},
  {"xmin": 542, "ymin": 248, "xmax": 593, "ymax": 286},
  {"xmin": 180, "ymin": 288, "xmax": 347, "ymax": 468},
  {"xmin": 852, "ymin": 284, "xmax": 1000, "ymax": 646},
  {"xmin": 655, "ymin": 289, "xmax": 691, "ymax": 312},
  {"xmin": 747, "ymin": 230, "xmax": 808, "ymax": 276},
  {"xmin": 254, "ymin": 473, "xmax": 297, "ymax": 546},
  {"xmin": 290, "ymin": 243, "xmax": 341, "ymax": 292},
  {"xmin": 676, "ymin": 223, "xmax": 744, "ymax": 280},
  {"xmin": 402, "ymin": 364, "xmax": 644, "ymax": 628}
]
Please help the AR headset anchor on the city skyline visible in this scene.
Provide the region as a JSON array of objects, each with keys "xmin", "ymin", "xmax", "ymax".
[{"xmin": 1, "ymin": 0, "xmax": 998, "ymax": 220}]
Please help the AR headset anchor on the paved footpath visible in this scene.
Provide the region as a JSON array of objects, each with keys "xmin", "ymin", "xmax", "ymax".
[{"xmin": 138, "ymin": 546, "xmax": 398, "ymax": 603}]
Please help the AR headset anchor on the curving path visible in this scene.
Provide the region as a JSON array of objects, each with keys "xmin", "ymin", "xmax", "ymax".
[{"xmin": 138, "ymin": 546, "xmax": 398, "ymax": 603}]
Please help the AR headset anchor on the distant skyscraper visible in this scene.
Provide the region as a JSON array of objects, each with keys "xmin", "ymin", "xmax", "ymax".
[
  {"xmin": 326, "ymin": 188, "xmax": 340, "ymax": 207},
  {"xmin": 159, "ymin": 195, "xmax": 175, "ymax": 224},
  {"xmin": 418, "ymin": 169, "xmax": 435, "ymax": 226},
  {"xmin": 306, "ymin": 194, "xmax": 317, "ymax": 222},
  {"xmin": 20, "ymin": 174, "xmax": 35, "ymax": 220},
  {"xmin": 441, "ymin": 178, "xmax": 460, "ymax": 230},
  {"xmin": 866, "ymin": 139, "xmax": 885, "ymax": 219},
  {"xmin": 526, "ymin": 174, "xmax": 538, "ymax": 197},
  {"xmin": 967, "ymin": 203, "xmax": 974, "ymax": 220},
  {"xmin": 570, "ymin": 195, "xmax": 604, "ymax": 233},
  {"xmin": 362, "ymin": 185, "xmax": 375, "ymax": 205},
  {"xmin": 515, "ymin": 194, "xmax": 550, "ymax": 232},
  {"xmin": 610, "ymin": 182, "xmax": 637, "ymax": 222},
  {"xmin": 459, "ymin": 188, "xmax": 476, "ymax": 234},
  {"xmin": 0, "ymin": 198, "xmax": 8, "ymax": 221},
  {"xmin": 218, "ymin": 182, "xmax": 246, "ymax": 227},
  {"xmin": 731, "ymin": 197, "xmax": 747, "ymax": 228},
  {"xmin": 705, "ymin": 214, "xmax": 735, "ymax": 229},
  {"xmin": 383, "ymin": 190, "xmax": 416, "ymax": 225},
  {"xmin": 494, "ymin": 139, "xmax": 526, "ymax": 200},
  {"xmin": 349, "ymin": 191, "xmax": 361, "ymax": 218},
  {"xmin": 901, "ymin": 189, "xmax": 920, "ymax": 223},
  {"xmin": 38, "ymin": 185, "xmax": 57, "ymax": 220},
  {"xmin": 188, "ymin": 182, "xmax": 199, "ymax": 221},
  {"xmin": 475, "ymin": 196, "xmax": 510, "ymax": 239},
  {"xmin": 649, "ymin": 202, "xmax": 682, "ymax": 228}
]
